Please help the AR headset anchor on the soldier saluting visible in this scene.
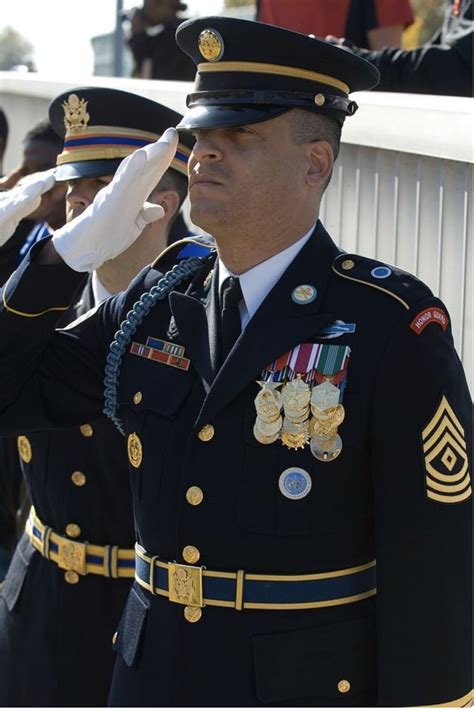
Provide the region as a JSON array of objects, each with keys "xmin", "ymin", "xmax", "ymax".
[{"xmin": 0, "ymin": 17, "xmax": 471, "ymax": 707}]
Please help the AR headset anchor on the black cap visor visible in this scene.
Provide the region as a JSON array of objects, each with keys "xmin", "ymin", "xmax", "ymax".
[
  {"xmin": 54, "ymin": 158, "xmax": 123, "ymax": 182},
  {"xmin": 177, "ymin": 104, "xmax": 291, "ymax": 131}
]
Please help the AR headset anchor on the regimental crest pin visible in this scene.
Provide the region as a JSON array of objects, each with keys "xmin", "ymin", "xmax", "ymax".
[
  {"xmin": 62, "ymin": 94, "xmax": 90, "ymax": 132},
  {"xmin": 421, "ymin": 395, "xmax": 471, "ymax": 504},
  {"xmin": 278, "ymin": 467, "xmax": 312, "ymax": 500},
  {"xmin": 198, "ymin": 29, "xmax": 224, "ymax": 62}
]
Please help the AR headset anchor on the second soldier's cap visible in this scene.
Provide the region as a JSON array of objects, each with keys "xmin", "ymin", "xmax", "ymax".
[
  {"xmin": 49, "ymin": 87, "xmax": 194, "ymax": 181},
  {"xmin": 175, "ymin": 16, "xmax": 380, "ymax": 129}
]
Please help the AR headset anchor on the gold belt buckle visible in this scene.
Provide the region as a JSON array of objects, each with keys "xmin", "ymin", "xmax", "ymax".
[
  {"xmin": 56, "ymin": 538, "xmax": 87, "ymax": 576},
  {"xmin": 168, "ymin": 562, "xmax": 203, "ymax": 607}
]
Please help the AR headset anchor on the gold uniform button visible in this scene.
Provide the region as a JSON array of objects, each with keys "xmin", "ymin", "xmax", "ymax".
[
  {"xmin": 112, "ymin": 631, "xmax": 118, "ymax": 645},
  {"xmin": 71, "ymin": 471, "xmax": 87, "ymax": 487},
  {"xmin": 17, "ymin": 435, "xmax": 32, "ymax": 464},
  {"xmin": 184, "ymin": 606, "xmax": 202, "ymax": 623},
  {"xmin": 338, "ymin": 680, "xmax": 351, "ymax": 694},
  {"xmin": 341, "ymin": 259, "xmax": 355, "ymax": 271},
  {"xmin": 186, "ymin": 486, "xmax": 204, "ymax": 506},
  {"xmin": 80, "ymin": 424, "xmax": 94, "ymax": 437},
  {"xmin": 64, "ymin": 570, "xmax": 79, "ymax": 585},
  {"xmin": 182, "ymin": 545, "xmax": 200, "ymax": 564},
  {"xmin": 133, "ymin": 391, "xmax": 143, "ymax": 405},
  {"xmin": 65, "ymin": 523, "xmax": 81, "ymax": 538},
  {"xmin": 198, "ymin": 424, "xmax": 214, "ymax": 442}
]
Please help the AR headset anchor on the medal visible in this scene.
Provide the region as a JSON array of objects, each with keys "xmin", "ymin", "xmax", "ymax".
[
  {"xmin": 310, "ymin": 434, "xmax": 343, "ymax": 461},
  {"xmin": 253, "ymin": 423, "xmax": 280, "ymax": 445},
  {"xmin": 255, "ymin": 415, "xmax": 283, "ymax": 437}
]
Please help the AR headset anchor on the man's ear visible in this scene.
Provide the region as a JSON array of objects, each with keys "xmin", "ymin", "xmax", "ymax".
[
  {"xmin": 150, "ymin": 189, "xmax": 180, "ymax": 224},
  {"xmin": 303, "ymin": 140, "xmax": 334, "ymax": 189}
]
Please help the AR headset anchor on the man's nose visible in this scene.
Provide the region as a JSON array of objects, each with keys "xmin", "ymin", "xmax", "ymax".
[
  {"xmin": 66, "ymin": 185, "xmax": 92, "ymax": 208},
  {"xmin": 191, "ymin": 133, "xmax": 223, "ymax": 163}
]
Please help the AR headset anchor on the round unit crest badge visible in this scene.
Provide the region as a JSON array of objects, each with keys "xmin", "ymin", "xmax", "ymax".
[
  {"xmin": 291, "ymin": 284, "xmax": 318, "ymax": 305},
  {"xmin": 198, "ymin": 29, "xmax": 224, "ymax": 62},
  {"xmin": 278, "ymin": 467, "xmax": 312, "ymax": 500}
]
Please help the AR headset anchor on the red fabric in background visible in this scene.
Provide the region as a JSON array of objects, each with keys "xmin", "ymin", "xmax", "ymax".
[
  {"xmin": 257, "ymin": 0, "xmax": 414, "ymax": 37},
  {"xmin": 257, "ymin": 0, "xmax": 351, "ymax": 36},
  {"xmin": 374, "ymin": 0, "xmax": 414, "ymax": 28}
]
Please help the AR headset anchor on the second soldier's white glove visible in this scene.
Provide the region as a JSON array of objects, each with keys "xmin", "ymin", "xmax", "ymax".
[
  {"xmin": 0, "ymin": 169, "xmax": 56, "ymax": 246},
  {"xmin": 52, "ymin": 128, "xmax": 179, "ymax": 272}
]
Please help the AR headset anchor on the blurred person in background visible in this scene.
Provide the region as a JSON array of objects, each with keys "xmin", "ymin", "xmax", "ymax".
[
  {"xmin": 0, "ymin": 120, "xmax": 66, "ymax": 285},
  {"xmin": 0, "ymin": 109, "xmax": 8, "ymax": 178},
  {"xmin": 126, "ymin": 0, "xmax": 196, "ymax": 80},
  {"xmin": 0, "ymin": 86, "xmax": 194, "ymax": 707},
  {"xmin": 256, "ymin": 0, "xmax": 414, "ymax": 49},
  {"xmin": 328, "ymin": 0, "xmax": 473, "ymax": 95}
]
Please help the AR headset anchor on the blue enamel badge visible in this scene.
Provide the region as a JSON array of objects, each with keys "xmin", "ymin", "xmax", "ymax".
[
  {"xmin": 371, "ymin": 266, "xmax": 392, "ymax": 279},
  {"xmin": 278, "ymin": 468, "xmax": 312, "ymax": 500}
]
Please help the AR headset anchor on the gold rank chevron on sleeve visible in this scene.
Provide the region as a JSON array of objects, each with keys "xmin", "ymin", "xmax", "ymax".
[{"xmin": 421, "ymin": 395, "xmax": 472, "ymax": 504}]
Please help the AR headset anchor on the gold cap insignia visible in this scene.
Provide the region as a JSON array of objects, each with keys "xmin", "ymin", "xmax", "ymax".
[
  {"xmin": 62, "ymin": 94, "xmax": 90, "ymax": 133},
  {"xmin": 314, "ymin": 93, "xmax": 326, "ymax": 107},
  {"xmin": 198, "ymin": 29, "xmax": 224, "ymax": 62}
]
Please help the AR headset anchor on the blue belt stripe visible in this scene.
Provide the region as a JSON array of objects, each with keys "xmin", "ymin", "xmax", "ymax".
[
  {"xmin": 32, "ymin": 527, "xmax": 134, "ymax": 568},
  {"xmin": 135, "ymin": 557, "xmax": 375, "ymax": 605}
]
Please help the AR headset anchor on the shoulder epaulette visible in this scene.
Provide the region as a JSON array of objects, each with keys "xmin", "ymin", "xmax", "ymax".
[
  {"xmin": 332, "ymin": 253, "xmax": 433, "ymax": 311},
  {"xmin": 151, "ymin": 234, "xmax": 216, "ymax": 270}
]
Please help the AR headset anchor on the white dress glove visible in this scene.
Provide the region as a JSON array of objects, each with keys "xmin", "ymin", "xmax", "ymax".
[
  {"xmin": 52, "ymin": 127, "xmax": 179, "ymax": 272},
  {"xmin": 0, "ymin": 169, "xmax": 56, "ymax": 246}
]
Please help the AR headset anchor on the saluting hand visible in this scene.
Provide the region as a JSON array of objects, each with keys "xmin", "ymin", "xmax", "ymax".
[
  {"xmin": 52, "ymin": 128, "xmax": 179, "ymax": 272},
  {"xmin": 0, "ymin": 169, "xmax": 56, "ymax": 246}
]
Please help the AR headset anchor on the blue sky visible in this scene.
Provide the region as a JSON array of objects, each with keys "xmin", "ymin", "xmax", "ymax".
[{"xmin": 1, "ymin": 0, "xmax": 224, "ymax": 77}]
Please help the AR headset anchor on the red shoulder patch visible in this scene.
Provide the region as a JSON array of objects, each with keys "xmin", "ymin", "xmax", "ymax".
[{"xmin": 410, "ymin": 307, "xmax": 449, "ymax": 335}]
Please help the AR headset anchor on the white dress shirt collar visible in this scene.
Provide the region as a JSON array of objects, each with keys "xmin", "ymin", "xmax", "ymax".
[
  {"xmin": 91, "ymin": 271, "xmax": 113, "ymax": 306},
  {"xmin": 218, "ymin": 224, "xmax": 316, "ymax": 329}
]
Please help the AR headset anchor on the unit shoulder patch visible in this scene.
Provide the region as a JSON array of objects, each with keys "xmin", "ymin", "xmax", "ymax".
[
  {"xmin": 332, "ymin": 254, "xmax": 432, "ymax": 311},
  {"xmin": 421, "ymin": 395, "xmax": 471, "ymax": 504}
]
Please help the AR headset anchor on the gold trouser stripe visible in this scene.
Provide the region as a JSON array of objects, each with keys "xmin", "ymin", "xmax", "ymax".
[
  {"xmin": 420, "ymin": 689, "xmax": 473, "ymax": 707},
  {"xmin": 332, "ymin": 265, "xmax": 410, "ymax": 310},
  {"xmin": 2, "ymin": 273, "xmax": 68, "ymax": 317},
  {"xmin": 26, "ymin": 507, "xmax": 135, "ymax": 578},
  {"xmin": 197, "ymin": 61, "xmax": 350, "ymax": 94}
]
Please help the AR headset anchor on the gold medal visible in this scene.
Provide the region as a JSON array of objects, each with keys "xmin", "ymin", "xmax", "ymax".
[
  {"xmin": 310, "ymin": 434, "xmax": 343, "ymax": 461},
  {"xmin": 311, "ymin": 381, "xmax": 340, "ymax": 413},
  {"xmin": 281, "ymin": 377, "xmax": 311, "ymax": 411},
  {"xmin": 283, "ymin": 406, "xmax": 310, "ymax": 423},
  {"xmin": 253, "ymin": 423, "xmax": 279, "ymax": 445},
  {"xmin": 255, "ymin": 381, "xmax": 283, "ymax": 422},
  {"xmin": 280, "ymin": 430, "xmax": 309, "ymax": 450},
  {"xmin": 255, "ymin": 415, "xmax": 283, "ymax": 437}
]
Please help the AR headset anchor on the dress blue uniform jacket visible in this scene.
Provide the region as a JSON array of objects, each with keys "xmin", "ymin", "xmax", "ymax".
[
  {"xmin": 0, "ymin": 278, "xmax": 136, "ymax": 707},
  {"xmin": 0, "ymin": 222, "xmax": 471, "ymax": 707}
]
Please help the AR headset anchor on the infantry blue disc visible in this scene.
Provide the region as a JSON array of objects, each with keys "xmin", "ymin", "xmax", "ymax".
[
  {"xmin": 278, "ymin": 467, "xmax": 312, "ymax": 500},
  {"xmin": 371, "ymin": 266, "xmax": 392, "ymax": 279}
]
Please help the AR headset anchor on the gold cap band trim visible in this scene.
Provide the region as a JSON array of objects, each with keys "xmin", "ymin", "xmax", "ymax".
[
  {"xmin": 64, "ymin": 124, "xmax": 162, "ymax": 141},
  {"xmin": 197, "ymin": 60, "xmax": 350, "ymax": 94}
]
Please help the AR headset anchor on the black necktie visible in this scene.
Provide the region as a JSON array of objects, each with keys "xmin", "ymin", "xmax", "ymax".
[{"xmin": 220, "ymin": 276, "xmax": 243, "ymax": 363}]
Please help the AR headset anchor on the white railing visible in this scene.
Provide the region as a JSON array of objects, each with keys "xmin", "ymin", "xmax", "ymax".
[{"xmin": 1, "ymin": 73, "xmax": 472, "ymax": 390}]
